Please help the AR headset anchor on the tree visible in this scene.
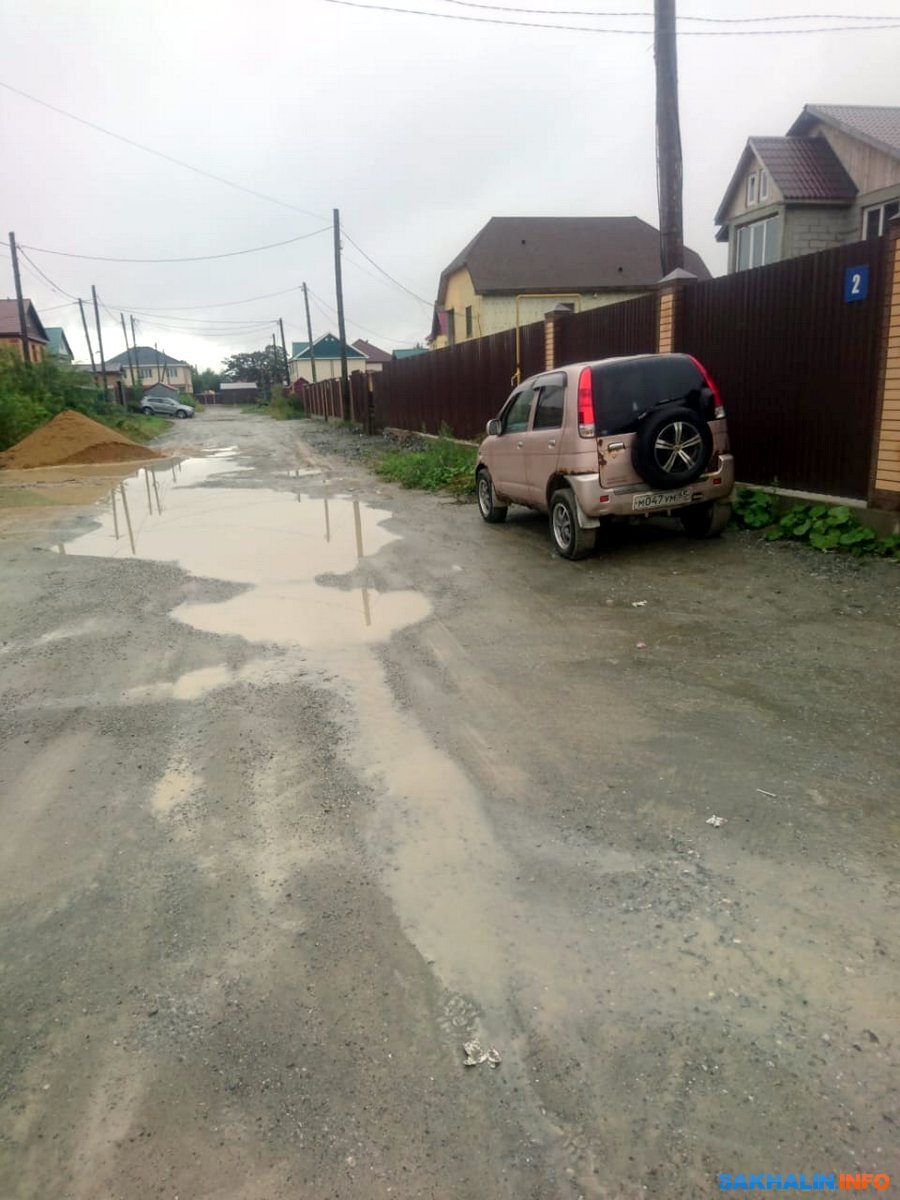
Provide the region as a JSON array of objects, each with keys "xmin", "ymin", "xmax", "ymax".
[
  {"xmin": 221, "ymin": 345, "xmax": 288, "ymax": 397},
  {"xmin": 192, "ymin": 366, "xmax": 222, "ymax": 393},
  {"xmin": 0, "ymin": 349, "xmax": 108, "ymax": 451}
]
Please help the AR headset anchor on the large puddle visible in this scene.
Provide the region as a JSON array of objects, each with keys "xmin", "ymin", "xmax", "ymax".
[{"xmin": 56, "ymin": 455, "xmax": 430, "ymax": 646}]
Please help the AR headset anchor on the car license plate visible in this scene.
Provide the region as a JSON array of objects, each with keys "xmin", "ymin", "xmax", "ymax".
[{"xmin": 632, "ymin": 487, "xmax": 692, "ymax": 512}]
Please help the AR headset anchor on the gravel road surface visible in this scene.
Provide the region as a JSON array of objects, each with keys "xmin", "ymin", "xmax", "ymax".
[{"xmin": 1, "ymin": 410, "xmax": 897, "ymax": 1199}]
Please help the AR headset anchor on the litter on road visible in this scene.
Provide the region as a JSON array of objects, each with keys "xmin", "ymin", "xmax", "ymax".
[
  {"xmin": 756, "ymin": 788, "xmax": 777, "ymax": 798},
  {"xmin": 631, "ymin": 600, "xmax": 648, "ymax": 608},
  {"xmin": 636, "ymin": 641, "xmax": 649, "ymax": 650},
  {"xmin": 462, "ymin": 1041, "xmax": 502, "ymax": 1069},
  {"xmin": 706, "ymin": 815, "xmax": 728, "ymax": 828}
]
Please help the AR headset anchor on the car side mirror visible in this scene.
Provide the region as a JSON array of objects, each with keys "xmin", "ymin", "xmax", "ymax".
[{"xmin": 486, "ymin": 419, "xmax": 502, "ymax": 436}]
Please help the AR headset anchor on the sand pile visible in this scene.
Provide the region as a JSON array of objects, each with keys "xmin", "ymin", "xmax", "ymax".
[{"xmin": 0, "ymin": 410, "xmax": 163, "ymax": 470}]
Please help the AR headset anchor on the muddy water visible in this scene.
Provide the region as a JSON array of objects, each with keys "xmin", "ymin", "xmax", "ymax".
[{"xmin": 55, "ymin": 451, "xmax": 592, "ymax": 1059}]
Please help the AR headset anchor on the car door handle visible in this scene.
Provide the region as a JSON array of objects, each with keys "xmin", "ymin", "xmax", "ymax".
[
  {"xmin": 516, "ymin": 440, "xmax": 524, "ymax": 448},
  {"xmin": 608, "ymin": 441, "xmax": 625, "ymax": 450},
  {"xmin": 547, "ymin": 439, "xmax": 557, "ymax": 448}
]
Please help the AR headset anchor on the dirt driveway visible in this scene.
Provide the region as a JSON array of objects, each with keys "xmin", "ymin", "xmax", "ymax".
[{"xmin": 0, "ymin": 410, "xmax": 897, "ymax": 1199}]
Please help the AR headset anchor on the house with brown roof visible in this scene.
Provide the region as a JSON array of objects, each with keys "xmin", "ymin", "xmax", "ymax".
[
  {"xmin": 352, "ymin": 338, "xmax": 392, "ymax": 372},
  {"xmin": 427, "ymin": 217, "xmax": 710, "ymax": 349},
  {"xmin": 715, "ymin": 104, "xmax": 900, "ymax": 273},
  {"xmin": 0, "ymin": 298, "xmax": 50, "ymax": 362}
]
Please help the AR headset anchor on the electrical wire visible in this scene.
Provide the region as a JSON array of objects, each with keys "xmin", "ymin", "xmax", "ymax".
[
  {"xmin": 430, "ymin": 0, "xmax": 897, "ymax": 21},
  {"xmin": 16, "ymin": 248, "xmax": 80, "ymax": 301},
  {"xmin": 103, "ymin": 285, "xmax": 302, "ymax": 313},
  {"xmin": 20, "ymin": 227, "xmax": 330, "ymax": 264},
  {"xmin": 306, "ymin": 286, "xmax": 423, "ymax": 345},
  {"xmin": 0, "ymin": 80, "xmax": 330, "ymax": 223},
  {"xmin": 322, "ymin": 0, "xmax": 900, "ymax": 34},
  {"xmin": 341, "ymin": 232, "xmax": 433, "ymax": 305}
]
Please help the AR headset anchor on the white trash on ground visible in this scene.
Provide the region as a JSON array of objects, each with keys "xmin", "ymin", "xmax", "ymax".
[
  {"xmin": 706, "ymin": 815, "xmax": 728, "ymax": 828},
  {"xmin": 462, "ymin": 1040, "xmax": 502, "ymax": 1069}
]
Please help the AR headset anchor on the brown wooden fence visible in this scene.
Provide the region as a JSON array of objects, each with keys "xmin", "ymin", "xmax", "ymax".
[
  {"xmin": 302, "ymin": 373, "xmax": 371, "ymax": 426},
  {"xmin": 371, "ymin": 321, "xmax": 547, "ymax": 439},
  {"xmin": 554, "ymin": 293, "xmax": 658, "ymax": 365},
  {"xmin": 676, "ymin": 238, "xmax": 890, "ymax": 499}
]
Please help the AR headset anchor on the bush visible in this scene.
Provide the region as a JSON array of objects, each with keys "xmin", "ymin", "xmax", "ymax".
[
  {"xmin": 266, "ymin": 387, "xmax": 307, "ymax": 421},
  {"xmin": 730, "ymin": 486, "xmax": 778, "ymax": 529},
  {"xmin": 375, "ymin": 430, "xmax": 477, "ymax": 497}
]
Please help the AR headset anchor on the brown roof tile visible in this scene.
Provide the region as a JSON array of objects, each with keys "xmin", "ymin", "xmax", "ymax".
[
  {"xmin": 750, "ymin": 136, "xmax": 858, "ymax": 203},
  {"xmin": 789, "ymin": 104, "xmax": 900, "ymax": 159}
]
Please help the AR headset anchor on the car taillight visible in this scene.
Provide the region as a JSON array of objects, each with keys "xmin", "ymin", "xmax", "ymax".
[
  {"xmin": 689, "ymin": 355, "xmax": 725, "ymax": 420},
  {"xmin": 577, "ymin": 368, "xmax": 595, "ymax": 437}
]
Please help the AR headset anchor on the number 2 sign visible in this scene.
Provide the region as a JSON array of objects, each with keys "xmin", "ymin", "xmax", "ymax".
[{"xmin": 844, "ymin": 265, "xmax": 869, "ymax": 302}]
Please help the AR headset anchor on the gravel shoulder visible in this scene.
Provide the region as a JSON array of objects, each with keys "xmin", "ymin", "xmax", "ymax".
[{"xmin": 0, "ymin": 411, "xmax": 897, "ymax": 1199}]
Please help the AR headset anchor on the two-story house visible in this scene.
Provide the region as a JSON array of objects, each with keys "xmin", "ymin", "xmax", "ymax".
[
  {"xmin": 0, "ymin": 298, "xmax": 49, "ymax": 362},
  {"xmin": 105, "ymin": 346, "xmax": 193, "ymax": 393},
  {"xmin": 427, "ymin": 216, "xmax": 710, "ymax": 349},
  {"xmin": 715, "ymin": 104, "xmax": 900, "ymax": 272},
  {"xmin": 288, "ymin": 334, "xmax": 367, "ymax": 384}
]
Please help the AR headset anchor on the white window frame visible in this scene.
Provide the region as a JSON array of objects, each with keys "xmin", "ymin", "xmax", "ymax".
[
  {"xmin": 735, "ymin": 216, "xmax": 778, "ymax": 272},
  {"xmin": 861, "ymin": 199, "xmax": 900, "ymax": 239},
  {"xmin": 759, "ymin": 169, "xmax": 769, "ymax": 202},
  {"xmin": 746, "ymin": 171, "xmax": 759, "ymax": 207}
]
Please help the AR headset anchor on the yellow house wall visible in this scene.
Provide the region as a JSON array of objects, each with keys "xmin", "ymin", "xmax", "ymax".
[
  {"xmin": 433, "ymin": 267, "xmax": 644, "ymax": 348},
  {"xmin": 289, "ymin": 357, "xmax": 367, "ymax": 384}
]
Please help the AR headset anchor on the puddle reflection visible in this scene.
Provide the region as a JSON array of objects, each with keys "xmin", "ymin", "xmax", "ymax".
[{"xmin": 57, "ymin": 456, "xmax": 429, "ymax": 645}]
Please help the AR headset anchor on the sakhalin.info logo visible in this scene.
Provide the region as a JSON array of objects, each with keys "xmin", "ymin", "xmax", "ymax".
[{"xmin": 718, "ymin": 1174, "xmax": 891, "ymax": 1191}]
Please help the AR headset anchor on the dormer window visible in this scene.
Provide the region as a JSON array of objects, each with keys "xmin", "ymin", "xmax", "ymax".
[
  {"xmin": 759, "ymin": 169, "xmax": 769, "ymax": 201},
  {"xmin": 746, "ymin": 172, "xmax": 758, "ymax": 206}
]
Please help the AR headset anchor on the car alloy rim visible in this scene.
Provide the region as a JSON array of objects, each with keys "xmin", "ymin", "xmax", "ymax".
[
  {"xmin": 478, "ymin": 477, "xmax": 491, "ymax": 514},
  {"xmin": 553, "ymin": 501, "xmax": 572, "ymax": 549},
  {"xmin": 653, "ymin": 420, "xmax": 703, "ymax": 473}
]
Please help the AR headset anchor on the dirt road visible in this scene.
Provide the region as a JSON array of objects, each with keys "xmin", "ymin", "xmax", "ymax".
[{"xmin": 1, "ymin": 410, "xmax": 897, "ymax": 1199}]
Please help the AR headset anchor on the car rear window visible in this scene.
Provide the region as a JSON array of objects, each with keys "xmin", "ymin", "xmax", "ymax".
[{"xmin": 591, "ymin": 355, "xmax": 706, "ymax": 436}]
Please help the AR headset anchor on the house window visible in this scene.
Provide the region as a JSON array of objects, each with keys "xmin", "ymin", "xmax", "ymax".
[
  {"xmin": 446, "ymin": 309, "xmax": 456, "ymax": 346},
  {"xmin": 862, "ymin": 199, "xmax": 900, "ymax": 239},
  {"xmin": 140, "ymin": 367, "xmax": 153, "ymax": 379},
  {"xmin": 465, "ymin": 306, "xmax": 473, "ymax": 338},
  {"xmin": 166, "ymin": 367, "xmax": 179, "ymax": 380},
  {"xmin": 736, "ymin": 216, "xmax": 778, "ymax": 271},
  {"xmin": 746, "ymin": 172, "xmax": 758, "ymax": 207},
  {"xmin": 759, "ymin": 169, "xmax": 769, "ymax": 201}
]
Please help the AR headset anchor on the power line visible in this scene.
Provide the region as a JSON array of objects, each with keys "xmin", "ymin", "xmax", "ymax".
[
  {"xmin": 16, "ymin": 248, "xmax": 79, "ymax": 301},
  {"xmin": 430, "ymin": 0, "xmax": 897, "ymax": 21},
  {"xmin": 306, "ymin": 285, "xmax": 423, "ymax": 345},
  {"xmin": 341, "ymin": 231, "xmax": 433, "ymax": 305},
  {"xmin": 104, "ymin": 285, "xmax": 302, "ymax": 312},
  {"xmin": 322, "ymin": 0, "xmax": 900, "ymax": 33},
  {"xmin": 0, "ymin": 79, "xmax": 330, "ymax": 222},
  {"xmin": 20, "ymin": 227, "xmax": 330, "ymax": 264}
]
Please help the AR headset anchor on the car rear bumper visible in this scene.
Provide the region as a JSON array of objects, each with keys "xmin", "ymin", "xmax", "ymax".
[{"xmin": 569, "ymin": 454, "xmax": 735, "ymax": 522}]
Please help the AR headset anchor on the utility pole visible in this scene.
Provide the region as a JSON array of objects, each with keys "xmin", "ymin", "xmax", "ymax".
[
  {"xmin": 78, "ymin": 298, "xmax": 97, "ymax": 376},
  {"xmin": 91, "ymin": 285, "xmax": 109, "ymax": 405},
  {"xmin": 333, "ymin": 208, "xmax": 350, "ymax": 421},
  {"xmin": 654, "ymin": 0, "xmax": 684, "ymax": 276},
  {"xmin": 8, "ymin": 232, "xmax": 30, "ymax": 364},
  {"xmin": 278, "ymin": 317, "xmax": 290, "ymax": 387},
  {"xmin": 120, "ymin": 313, "xmax": 137, "ymax": 403},
  {"xmin": 130, "ymin": 315, "xmax": 141, "ymax": 393},
  {"xmin": 302, "ymin": 282, "xmax": 317, "ymax": 383}
]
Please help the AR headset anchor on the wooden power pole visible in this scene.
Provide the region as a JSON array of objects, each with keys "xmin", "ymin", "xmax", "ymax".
[
  {"xmin": 654, "ymin": 0, "xmax": 684, "ymax": 276},
  {"xmin": 302, "ymin": 282, "xmax": 317, "ymax": 383},
  {"xmin": 120, "ymin": 312, "xmax": 137, "ymax": 401},
  {"xmin": 278, "ymin": 317, "xmax": 290, "ymax": 387},
  {"xmin": 79, "ymin": 298, "xmax": 97, "ymax": 375},
  {"xmin": 8, "ymin": 232, "xmax": 30, "ymax": 363},
  {"xmin": 332, "ymin": 209, "xmax": 350, "ymax": 421},
  {"xmin": 91, "ymin": 286, "xmax": 109, "ymax": 404}
]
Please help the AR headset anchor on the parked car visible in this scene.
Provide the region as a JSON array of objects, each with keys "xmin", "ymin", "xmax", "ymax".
[
  {"xmin": 476, "ymin": 353, "xmax": 734, "ymax": 560},
  {"xmin": 140, "ymin": 396, "xmax": 195, "ymax": 419}
]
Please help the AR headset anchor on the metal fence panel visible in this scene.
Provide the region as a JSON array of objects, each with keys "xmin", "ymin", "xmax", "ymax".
[
  {"xmin": 554, "ymin": 294, "xmax": 658, "ymax": 365},
  {"xmin": 677, "ymin": 239, "xmax": 889, "ymax": 498}
]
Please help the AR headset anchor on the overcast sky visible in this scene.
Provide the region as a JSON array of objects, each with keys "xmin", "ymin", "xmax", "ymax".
[{"xmin": 1, "ymin": 0, "xmax": 898, "ymax": 371}]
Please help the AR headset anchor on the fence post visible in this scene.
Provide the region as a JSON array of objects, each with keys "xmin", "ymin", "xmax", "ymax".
[
  {"xmin": 870, "ymin": 217, "xmax": 900, "ymax": 510},
  {"xmin": 656, "ymin": 268, "xmax": 697, "ymax": 353},
  {"xmin": 543, "ymin": 302, "xmax": 575, "ymax": 370}
]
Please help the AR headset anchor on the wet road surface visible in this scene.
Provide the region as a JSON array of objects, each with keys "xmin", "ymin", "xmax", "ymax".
[{"xmin": 1, "ymin": 411, "xmax": 898, "ymax": 1198}]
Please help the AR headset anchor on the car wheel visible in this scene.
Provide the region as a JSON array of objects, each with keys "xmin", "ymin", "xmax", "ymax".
[
  {"xmin": 550, "ymin": 488, "xmax": 596, "ymax": 560},
  {"xmin": 176, "ymin": 410, "xmax": 188, "ymax": 419},
  {"xmin": 141, "ymin": 406, "xmax": 153, "ymax": 415},
  {"xmin": 633, "ymin": 406, "xmax": 713, "ymax": 490},
  {"xmin": 476, "ymin": 469, "xmax": 507, "ymax": 524},
  {"xmin": 680, "ymin": 501, "xmax": 731, "ymax": 538}
]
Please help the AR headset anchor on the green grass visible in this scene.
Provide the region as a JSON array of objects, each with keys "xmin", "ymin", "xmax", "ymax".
[
  {"xmin": 95, "ymin": 411, "xmax": 170, "ymax": 444},
  {"xmin": 374, "ymin": 435, "xmax": 477, "ymax": 497}
]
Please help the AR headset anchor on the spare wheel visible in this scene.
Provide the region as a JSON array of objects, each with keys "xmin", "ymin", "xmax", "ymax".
[{"xmin": 633, "ymin": 406, "xmax": 712, "ymax": 490}]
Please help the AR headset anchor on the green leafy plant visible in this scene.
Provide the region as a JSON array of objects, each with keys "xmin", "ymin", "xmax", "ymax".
[
  {"xmin": 374, "ymin": 431, "xmax": 477, "ymax": 497},
  {"xmin": 766, "ymin": 502, "xmax": 897, "ymax": 558},
  {"xmin": 730, "ymin": 486, "xmax": 778, "ymax": 530}
]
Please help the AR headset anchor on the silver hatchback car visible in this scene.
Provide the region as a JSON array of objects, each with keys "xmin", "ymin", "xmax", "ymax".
[
  {"xmin": 140, "ymin": 395, "xmax": 195, "ymax": 419},
  {"xmin": 476, "ymin": 353, "xmax": 734, "ymax": 559}
]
